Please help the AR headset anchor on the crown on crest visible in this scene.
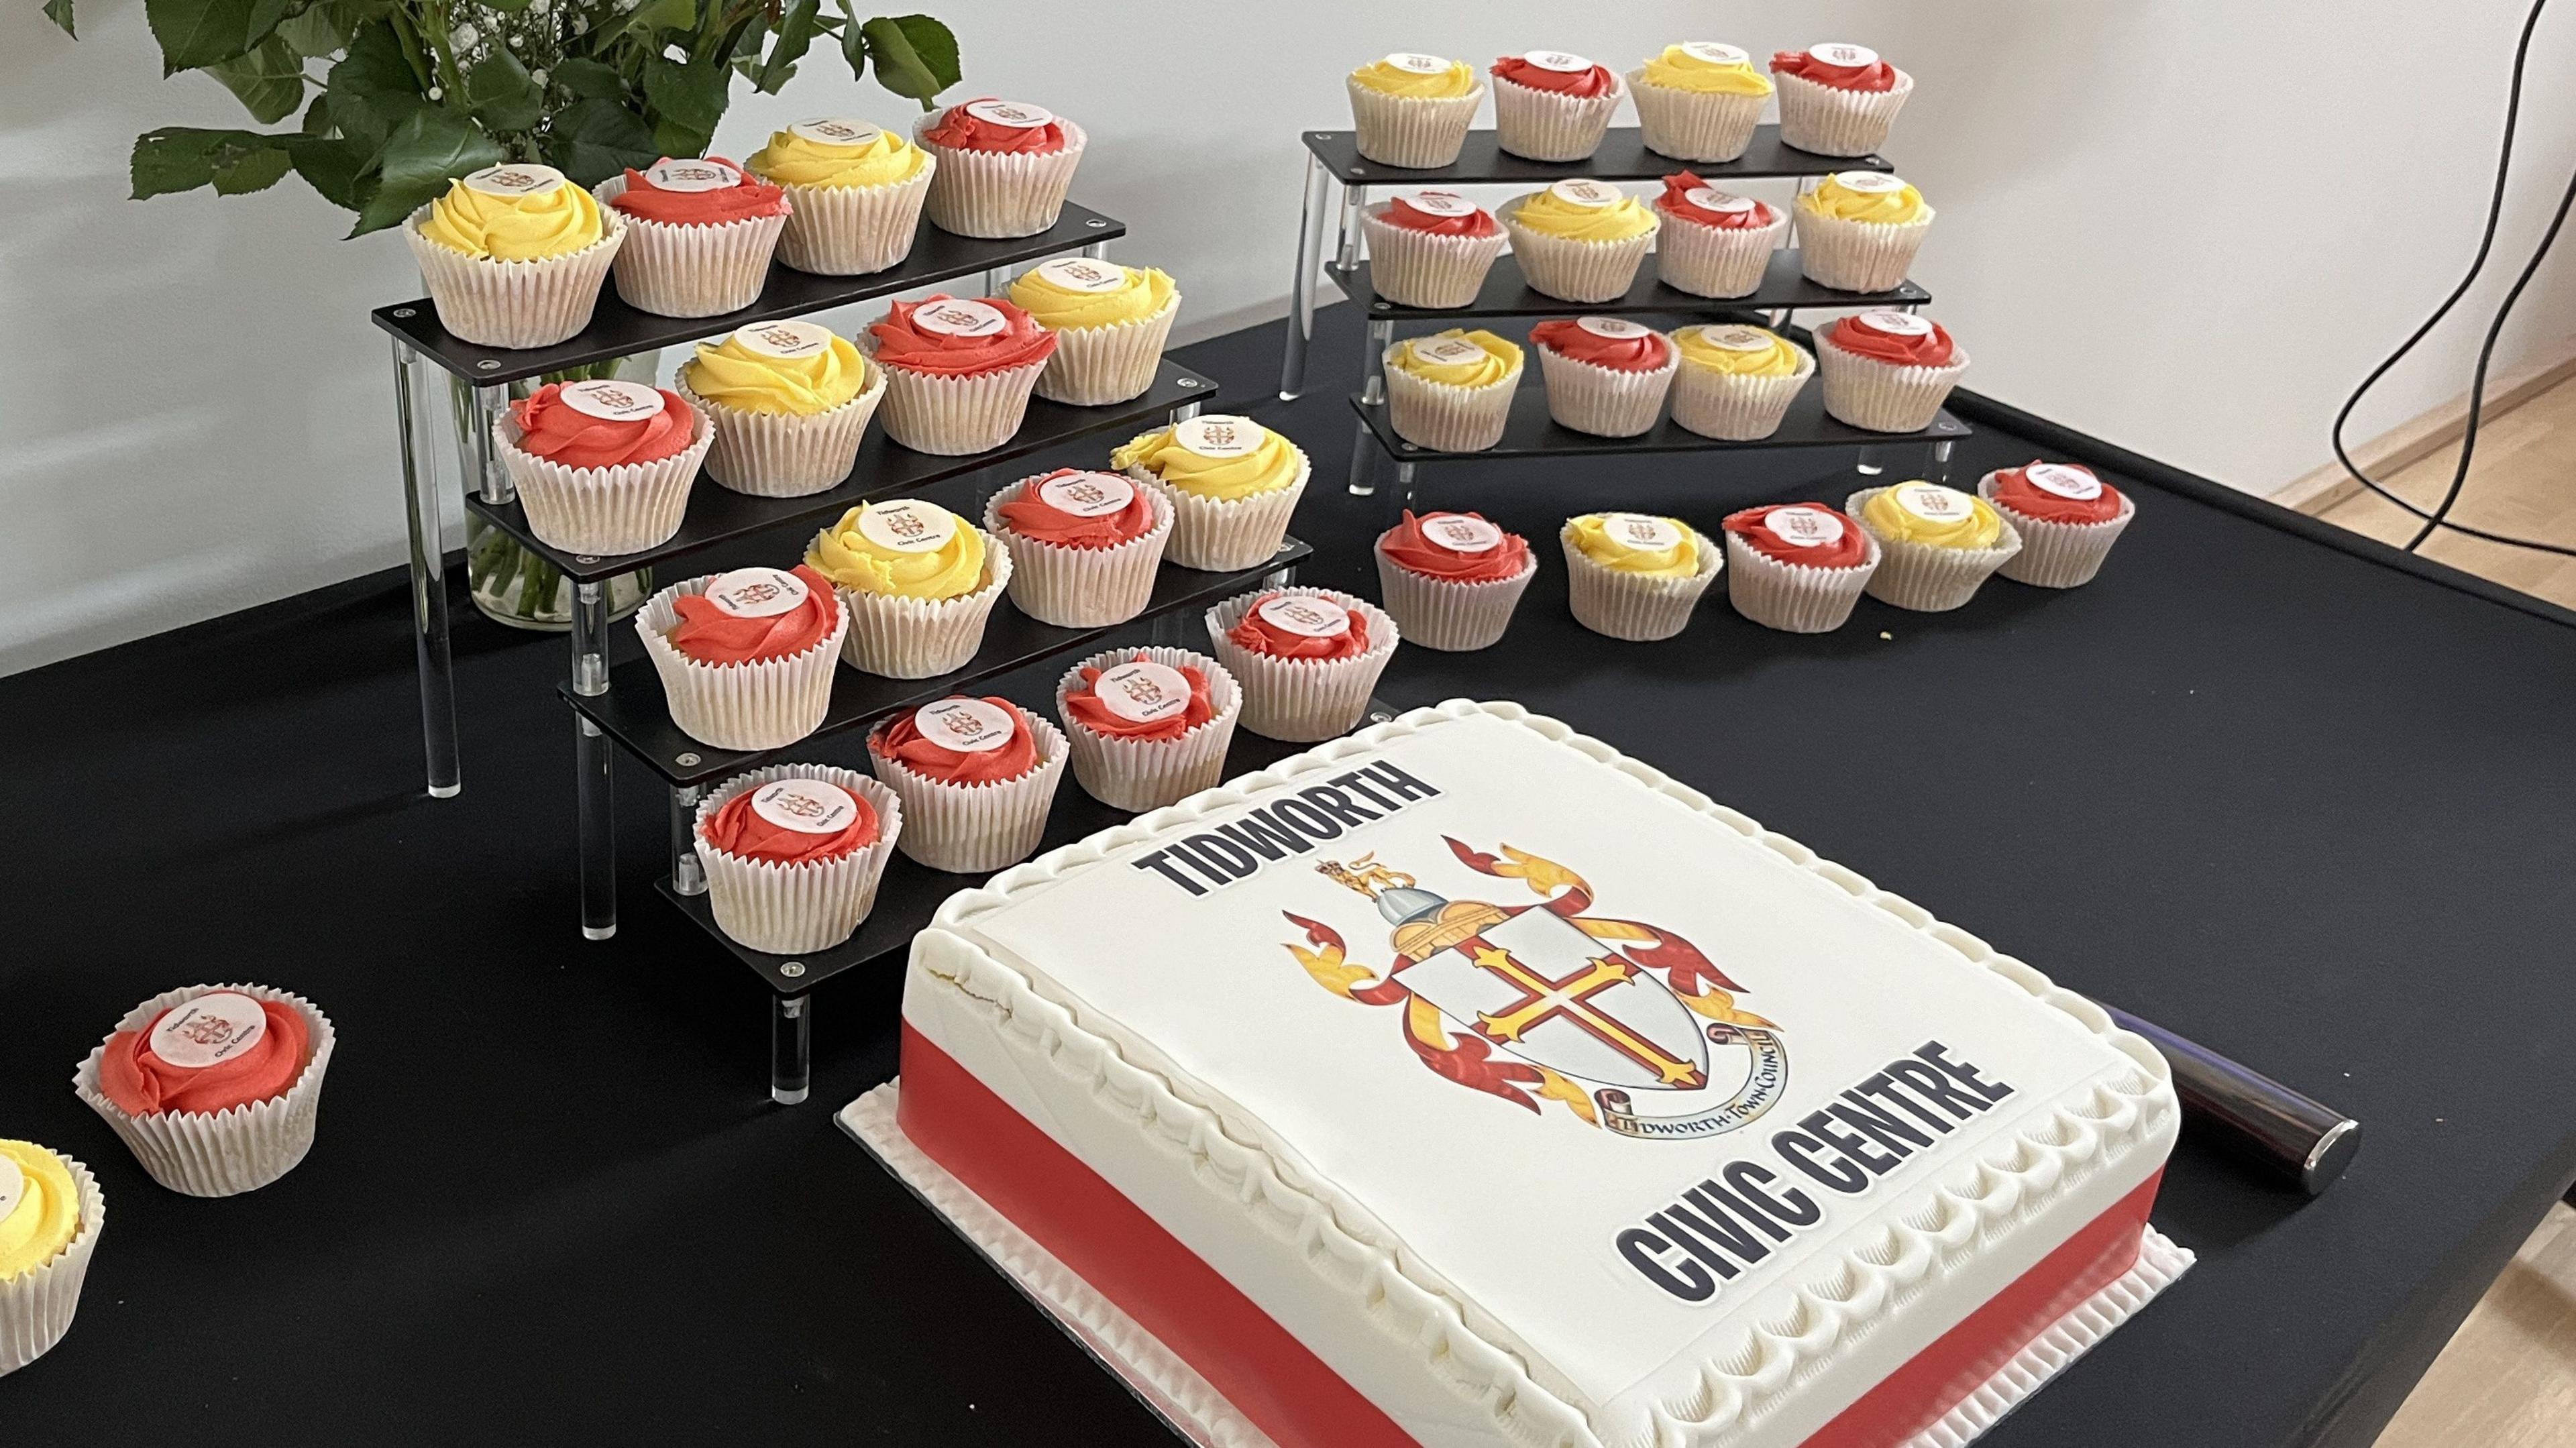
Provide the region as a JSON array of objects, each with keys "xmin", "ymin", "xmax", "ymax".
[{"xmin": 1316, "ymin": 852, "xmax": 1415, "ymax": 899}]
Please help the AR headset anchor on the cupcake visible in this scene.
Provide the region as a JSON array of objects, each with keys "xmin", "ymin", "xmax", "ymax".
[
  {"xmin": 1112, "ymin": 414, "xmax": 1309, "ymax": 570},
  {"xmin": 597, "ymin": 156, "xmax": 790, "ymax": 317},
  {"xmin": 1383, "ymin": 329, "xmax": 1525, "ymax": 451},
  {"xmin": 636, "ymin": 565, "xmax": 847, "ymax": 749},
  {"xmin": 1055, "ymin": 648, "xmax": 1242, "ymax": 810},
  {"xmin": 1347, "ymin": 52, "xmax": 1485, "ymax": 168},
  {"xmin": 914, "ymin": 99, "xmax": 1085, "ymax": 239},
  {"xmin": 1008, "ymin": 257, "xmax": 1180, "ymax": 406},
  {"xmin": 1652, "ymin": 172, "xmax": 1787, "ymax": 298},
  {"xmin": 405, "ymin": 162, "xmax": 626, "ymax": 348},
  {"xmin": 1205, "ymin": 588, "xmax": 1399, "ymax": 742},
  {"xmin": 1669, "ymin": 323, "xmax": 1813, "ymax": 441},
  {"xmin": 678, "ymin": 319, "xmax": 883, "ymax": 497},
  {"xmin": 868, "ymin": 696, "xmax": 1068, "ymax": 871},
  {"xmin": 985, "ymin": 467, "xmax": 1173, "ymax": 626},
  {"xmin": 0, "ymin": 1139, "xmax": 101, "ymax": 1378},
  {"xmin": 1373, "ymin": 510, "xmax": 1537, "ymax": 651},
  {"xmin": 746, "ymin": 119, "xmax": 934, "ymax": 275},
  {"xmin": 1499, "ymin": 180, "xmax": 1660, "ymax": 303},
  {"xmin": 494, "ymin": 378, "xmax": 712, "ymax": 555},
  {"xmin": 1628, "ymin": 42, "xmax": 1773, "ymax": 163},
  {"xmin": 1720, "ymin": 503, "xmax": 1882, "ymax": 632},
  {"xmin": 1849, "ymin": 481, "xmax": 2023, "ymax": 611},
  {"xmin": 1795, "ymin": 171, "xmax": 1934, "ymax": 292},
  {"xmin": 1771, "ymin": 44, "xmax": 1913, "ymax": 157},
  {"xmin": 1530, "ymin": 318, "xmax": 1676, "ymax": 438},
  {"xmin": 74, "ymin": 984, "xmax": 335, "ymax": 1197},
  {"xmin": 863, "ymin": 294, "xmax": 1059, "ymax": 455},
  {"xmin": 808, "ymin": 498, "xmax": 1010, "ymax": 678},
  {"xmin": 1560, "ymin": 512, "xmax": 1721, "ymax": 641},
  {"xmin": 694, "ymin": 765, "xmax": 902, "ymax": 953},
  {"xmin": 1815, "ymin": 311, "xmax": 1968, "ymax": 433},
  {"xmin": 1362, "ymin": 190, "xmax": 1508, "ymax": 309},
  {"xmin": 1490, "ymin": 50, "xmax": 1624, "ymax": 162},
  {"xmin": 1981, "ymin": 461, "xmax": 2138, "ymax": 588}
]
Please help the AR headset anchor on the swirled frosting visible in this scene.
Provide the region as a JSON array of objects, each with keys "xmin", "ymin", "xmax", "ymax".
[
  {"xmin": 99, "ymin": 993, "xmax": 310, "ymax": 1116},
  {"xmin": 922, "ymin": 99, "xmax": 1069, "ymax": 154},
  {"xmin": 1825, "ymin": 313, "xmax": 1957, "ymax": 367},
  {"xmin": 1658, "ymin": 172, "xmax": 1776, "ymax": 229},
  {"xmin": 1675, "ymin": 324, "xmax": 1805, "ymax": 376},
  {"xmin": 1389, "ymin": 329, "xmax": 1523, "ymax": 386},
  {"xmin": 0, "ymin": 1141, "xmax": 80, "ymax": 1281},
  {"xmin": 997, "ymin": 469, "xmax": 1159, "ymax": 549},
  {"xmin": 808, "ymin": 500, "xmax": 988, "ymax": 599},
  {"xmin": 1723, "ymin": 503, "xmax": 1872, "ymax": 567},
  {"xmin": 874, "ymin": 698, "xmax": 1042, "ymax": 782},
  {"xmin": 1379, "ymin": 192, "xmax": 1499, "ymax": 236},
  {"xmin": 1508, "ymin": 184, "xmax": 1658, "ymax": 241},
  {"xmin": 509, "ymin": 384, "xmax": 697, "ymax": 468},
  {"xmin": 1226, "ymin": 595, "xmax": 1371, "ymax": 659},
  {"xmin": 1801, "ymin": 172, "xmax": 1927, "ymax": 225},
  {"xmin": 1007, "ymin": 262, "xmax": 1177, "ymax": 331},
  {"xmin": 686, "ymin": 328, "xmax": 869, "ymax": 415},
  {"xmin": 700, "ymin": 779, "xmax": 879, "ymax": 862},
  {"xmin": 610, "ymin": 156, "xmax": 788, "ymax": 225},
  {"xmin": 1862, "ymin": 482, "xmax": 2006, "ymax": 548},
  {"xmin": 748, "ymin": 122, "xmax": 928, "ymax": 188},
  {"xmin": 1063, "ymin": 653, "xmax": 1217, "ymax": 742},
  {"xmin": 1640, "ymin": 43, "xmax": 1773, "ymax": 95},
  {"xmin": 868, "ymin": 295, "xmax": 1058, "ymax": 377},
  {"xmin": 1378, "ymin": 510, "xmax": 1531, "ymax": 583},
  {"xmin": 1493, "ymin": 52, "xmax": 1616, "ymax": 97},
  {"xmin": 669, "ymin": 565, "xmax": 840, "ymax": 663},
  {"xmin": 1112, "ymin": 419, "xmax": 1304, "ymax": 500},
  {"xmin": 1568, "ymin": 512, "xmax": 1699, "ymax": 575},
  {"xmin": 1773, "ymin": 46, "xmax": 1901, "ymax": 92},
  {"xmin": 1530, "ymin": 319, "xmax": 1671, "ymax": 372},
  {"xmin": 1350, "ymin": 54, "xmax": 1479, "ymax": 97},
  {"xmin": 419, "ymin": 166, "xmax": 604, "ymax": 261},
  {"xmin": 1988, "ymin": 462, "xmax": 2127, "ymax": 524}
]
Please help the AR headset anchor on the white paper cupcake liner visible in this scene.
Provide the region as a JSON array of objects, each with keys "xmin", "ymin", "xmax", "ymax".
[
  {"xmin": 405, "ymin": 205, "xmax": 627, "ymax": 349},
  {"xmin": 1492, "ymin": 74, "xmax": 1623, "ymax": 162},
  {"xmin": 0, "ymin": 1149, "xmax": 101, "ymax": 1378},
  {"xmin": 694, "ymin": 765, "xmax": 902, "ymax": 953},
  {"xmin": 1816, "ymin": 336, "xmax": 1970, "ymax": 433},
  {"xmin": 1034, "ymin": 294, "xmax": 1179, "ymax": 406},
  {"xmin": 1203, "ymin": 588, "xmax": 1399, "ymax": 742},
  {"xmin": 983, "ymin": 478, "xmax": 1173, "ymax": 626},
  {"xmin": 1127, "ymin": 447, "xmax": 1311, "ymax": 572},
  {"xmin": 914, "ymin": 119, "xmax": 1087, "ymax": 239},
  {"xmin": 1670, "ymin": 346, "xmax": 1815, "ymax": 441},
  {"xmin": 1346, "ymin": 81, "xmax": 1485, "ymax": 168},
  {"xmin": 1055, "ymin": 646, "xmax": 1243, "ymax": 810},
  {"xmin": 1654, "ymin": 208, "xmax": 1787, "ymax": 298},
  {"xmin": 1627, "ymin": 73, "xmax": 1767, "ymax": 162},
  {"xmin": 593, "ymin": 174, "xmax": 787, "ymax": 318},
  {"xmin": 863, "ymin": 341, "xmax": 1049, "ymax": 455},
  {"xmin": 72, "ymin": 983, "xmax": 336, "ymax": 1198},
  {"xmin": 679, "ymin": 366, "xmax": 883, "ymax": 498},
  {"xmin": 869, "ymin": 714, "xmax": 1068, "ymax": 872},
  {"xmin": 637, "ymin": 574, "xmax": 849, "ymax": 749},
  {"xmin": 1373, "ymin": 542, "xmax": 1536, "ymax": 651},
  {"xmin": 829, "ymin": 533, "xmax": 1013, "ymax": 679},
  {"xmin": 1362, "ymin": 207, "xmax": 1509, "ymax": 309},
  {"xmin": 1560, "ymin": 522, "xmax": 1723, "ymax": 641},
  {"xmin": 496, "ymin": 404, "xmax": 711, "ymax": 555},
  {"xmin": 1536, "ymin": 344, "xmax": 1676, "ymax": 438},
  {"xmin": 1847, "ymin": 486, "xmax": 2025, "ymax": 611},
  {"xmin": 1796, "ymin": 206, "xmax": 1935, "ymax": 292},
  {"xmin": 769, "ymin": 160, "xmax": 935, "ymax": 275},
  {"xmin": 1383, "ymin": 357, "xmax": 1521, "ymax": 452},
  {"xmin": 1501, "ymin": 203, "xmax": 1658, "ymax": 303},
  {"xmin": 1723, "ymin": 528, "xmax": 1882, "ymax": 632},
  {"xmin": 1980, "ymin": 473, "xmax": 2139, "ymax": 588},
  {"xmin": 1774, "ymin": 68, "xmax": 1915, "ymax": 157}
]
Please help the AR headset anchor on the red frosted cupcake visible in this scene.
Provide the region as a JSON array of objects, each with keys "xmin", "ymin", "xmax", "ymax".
[
  {"xmin": 1373, "ymin": 509, "xmax": 1537, "ymax": 651},
  {"xmin": 598, "ymin": 156, "xmax": 790, "ymax": 317},
  {"xmin": 1720, "ymin": 502, "xmax": 1883, "ymax": 632},
  {"xmin": 1980, "ymin": 461, "xmax": 2138, "ymax": 588},
  {"xmin": 1491, "ymin": 49, "xmax": 1624, "ymax": 162},
  {"xmin": 867, "ymin": 696, "xmax": 1068, "ymax": 871},
  {"xmin": 915, "ymin": 99, "xmax": 1086, "ymax": 238},
  {"xmin": 1814, "ymin": 311, "xmax": 1968, "ymax": 433},
  {"xmin": 74, "ymin": 984, "xmax": 337, "ymax": 1196},
  {"xmin": 1653, "ymin": 172, "xmax": 1786, "ymax": 298},
  {"xmin": 495, "ymin": 378, "xmax": 712, "ymax": 555},
  {"xmin": 637, "ymin": 564, "xmax": 849, "ymax": 749},
  {"xmin": 1771, "ymin": 43, "xmax": 1913, "ymax": 156},
  {"xmin": 1362, "ymin": 190, "xmax": 1508, "ymax": 309},
  {"xmin": 1530, "ymin": 317, "xmax": 1677, "ymax": 437},
  {"xmin": 1055, "ymin": 647, "xmax": 1242, "ymax": 810},
  {"xmin": 1206, "ymin": 588, "xmax": 1400, "ymax": 742},
  {"xmin": 694, "ymin": 765, "xmax": 902, "ymax": 952},
  {"xmin": 983, "ymin": 467, "xmax": 1175, "ymax": 626},
  {"xmin": 863, "ymin": 294, "xmax": 1059, "ymax": 454}
]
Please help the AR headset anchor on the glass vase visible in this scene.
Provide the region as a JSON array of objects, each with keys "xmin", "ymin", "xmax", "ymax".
[{"xmin": 455, "ymin": 349, "xmax": 663, "ymax": 630}]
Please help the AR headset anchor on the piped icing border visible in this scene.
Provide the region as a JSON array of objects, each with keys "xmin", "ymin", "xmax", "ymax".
[{"xmin": 913, "ymin": 700, "xmax": 2178, "ymax": 1447}]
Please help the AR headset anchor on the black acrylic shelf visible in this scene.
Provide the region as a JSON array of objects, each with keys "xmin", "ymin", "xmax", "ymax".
[
  {"xmin": 1351, "ymin": 386, "xmax": 1967, "ymax": 461},
  {"xmin": 1331, "ymin": 248, "xmax": 1927, "ymax": 322},
  {"xmin": 564, "ymin": 537, "xmax": 1312, "ymax": 789},
  {"xmin": 374, "ymin": 203, "xmax": 1125, "ymax": 386},
  {"xmin": 1301, "ymin": 125, "xmax": 1883, "ymax": 187},
  {"xmin": 465, "ymin": 361, "xmax": 1215, "ymax": 585}
]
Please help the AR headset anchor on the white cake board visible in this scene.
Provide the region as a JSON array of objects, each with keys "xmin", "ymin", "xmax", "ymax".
[{"xmin": 839, "ymin": 1082, "xmax": 2193, "ymax": 1448}]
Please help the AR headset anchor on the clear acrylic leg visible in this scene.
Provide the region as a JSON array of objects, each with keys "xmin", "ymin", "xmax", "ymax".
[
  {"xmin": 1359, "ymin": 319, "xmax": 1393, "ymax": 405},
  {"xmin": 772, "ymin": 993, "xmax": 812, "ymax": 1105},
  {"xmin": 670, "ymin": 784, "xmax": 705, "ymax": 895},
  {"xmin": 1280, "ymin": 152, "xmax": 1334, "ymax": 400},
  {"xmin": 1927, "ymin": 439, "xmax": 1956, "ymax": 483},
  {"xmin": 394, "ymin": 339, "xmax": 461, "ymax": 799},
  {"xmin": 469, "ymin": 384, "xmax": 511, "ymax": 504},
  {"xmin": 572, "ymin": 580, "xmax": 614, "ymax": 939},
  {"xmin": 1347, "ymin": 414, "xmax": 1381, "ymax": 496}
]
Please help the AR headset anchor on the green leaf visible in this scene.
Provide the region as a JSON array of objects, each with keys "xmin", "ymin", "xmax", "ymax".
[
  {"xmin": 549, "ymin": 57, "xmax": 625, "ymax": 101},
  {"xmin": 145, "ymin": 0, "xmax": 299, "ymax": 72},
  {"xmin": 131, "ymin": 126, "xmax": 294, "ymax": 198},
  {"xmin": 282, "ymin": 133, "xmax": 374, "ymax": 209},
  {"xmin": 641, "ymin": 52, "xmax": 727, "ymax": 157},
  {"xmin": 859, "ymin": 14, "xmax": 957, "ymax": 109},
  {"xmin": 213, "ymin": 144, "xmax": 294, "ymax": 193},
  {"xmin": 464, "ymin": 50, "xmax": 542, "ymax": 131},
  {"xmin": 349, "ymin": 103, "xmax": 503, "ymax": 235},
  {"xmin": 622, "ymin": 0, "xmax": 692, "ymax": 37},
  {"xmin": 542, "ymin": 98, "xmax": 657, "ymax": 185},
  {"xmin": 43, "ymin": 0, "xmax": 74, "ymax": 38},
  {"xmin": 324, "ymin": 17, "xmax": 421, "ymax": 148},
  {"xmin": 752, "ymin": 0, "xmax": 818, "ymax": 93},
  {"xmin": 207, "ymin": 34, "xmax": 306, "ymax": 124},
  {"xmin": 274, "ymin": 4, "xmax": 345, "ymax": 55}
]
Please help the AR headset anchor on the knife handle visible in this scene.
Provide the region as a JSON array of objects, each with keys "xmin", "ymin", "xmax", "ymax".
[{"xmin": 2102, "ymin": 1005, "xmax": 2361, "ymax": 1196}]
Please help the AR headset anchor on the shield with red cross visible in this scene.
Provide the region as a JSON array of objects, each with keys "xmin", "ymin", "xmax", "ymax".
[{"xmin": 1396, "ymin": 903, "xmax": 1711, "ymax": 1093}]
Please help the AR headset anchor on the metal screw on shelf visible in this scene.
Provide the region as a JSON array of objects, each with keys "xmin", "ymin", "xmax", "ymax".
[
  {"xmin": 1373, "ymin": 302, "xmax": 1391, "ymax": 312},
  {"xmin": 1400, "ymin": 442, "xmax": 1419, "ymax": 452},
  {"xmin": 676, "ymin": 752, "xmax": 701, "ymax": 767},
  {"xmin": 576, "ymin": 555, "xmax": 600, "ymax": 564},
  {"xmin": 1085, "ymin": 218, "xmax": 1109, "ymax": 228},
  {"xmin": 781, "ymin": 962, "xmax": 806, "ymax": 979},
  {"xmin": 1176, "ymin": 377, "xmax": 1201, "ymax": 388},
  {"xmin": 391, "ymin": 308, "xmax": 416, "ymax": 319},
  {"xmin": 477, "ymin": 359, "xmax": 501, "ymax": 371}
]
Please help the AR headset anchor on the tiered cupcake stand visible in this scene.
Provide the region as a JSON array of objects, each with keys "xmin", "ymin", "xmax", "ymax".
[
  {"xmin": 1277, "ymin": 125, "xmax": 1970, "ymax": 498},
  {"xmin": 375, "ymin": 202, "xmax": 1307, "ymax": 1102}
]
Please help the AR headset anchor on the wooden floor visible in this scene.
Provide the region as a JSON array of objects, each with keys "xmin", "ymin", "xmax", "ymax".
[{"xmin": 2302, "ymin": 378, "xmax": 2576, "ymax": 1446}]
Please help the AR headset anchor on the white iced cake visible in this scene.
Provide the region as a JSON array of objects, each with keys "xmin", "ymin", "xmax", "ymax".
[{"xmin": 871, "ymin": 701, "xmax": 2184, "ymax": 1447}]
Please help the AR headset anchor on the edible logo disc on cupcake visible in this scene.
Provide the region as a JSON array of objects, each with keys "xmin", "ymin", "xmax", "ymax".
[
  {"xmin": 1403, "ymin": 189, "xmax": 1479, "ymax": 216},
  {"xmin": 1031, "ymin": 257, "xmax": 1125, "ymax": 292},
  {"xmin": 1521, "ymin": 49, "xmax": 1595, "ymax": 72},
  {"xmin": 857, "ymin": 500, "xmax": 960, "ymax": 552},
  {"xmin": 149, "ymin": 991, "xmax": 270, "ymax": 1067},
  {"xmin": 913, "ymin": 299, "xmax": 1009, "ymax": 337},
  {"xmin": 732, "ymin": 319, "xmax": 837, "ymax": 358},
  {"xmin": 465, "ymin": 162, "xmax": 570, "ymax": 197},
  {"xmin": 1576, "ymin": 317, "xmax": 1654, "ymax": 339},
  {"xmin": 1810, "ymin": 42, "xmax": 1880, "ymax": 68},
  {"xmin": 914, "ymin": 697, "xmax": 1019, "ymax": 750},
  {"xmin": 1421, "ymin": 513, "xmax": 1504, "ymax": 551},
  {"xmin": 1766, "ymin": 507, "xmax": 1846, "ymax": 547},
  {"xmin": 1381, "ymin": 52, "xmax": 1452, "ymax": 74},
  {"xmin": 2025, "ymin": 463, "xmax": 2103, "ymax": 500},
  {"xmin": 706, "ymin": 567, "xmax": 811, "ymax": 617},
  {"xmin": 0, "ymin": 1156, "xmax": 21, "ymax": 1219},
  {"xmin": 1548, "ymin": 179, "xmax": 1623, "ymax": 208},
  {"xmin": 642, "ymin": 158, "xmax": 743, "ymax": 192},
  {"xmin": 1410, "ymin": 336, "xmax": 1491, "ymax": 366},
  {"xmin": 1686, "ymin": 188, "xmax": 1760, "ymax": 214},
  {"xmin": 1854, "ymin": 311, "xmax": 1934, "ymax": 338},
  {"xmin": 965, "ymin": 100, "xmax": 1055, "ymax": 128},
  {"xmin": 1094, "ymin": 660, "xmax": 1193, "ymax": 724},
  {"xmin": 559, "ymin": 379, "xmax": 667, "ymax": 421},
  {"xmin": 1037, "ymin": 470, "xmax": 1137, "ymax": 515},
  {"xmin": 752, "ymin": 777, "xmax": 863, "ymax": 832},
  {"xmin": 1603, "ymin": 512, "xmax": 1686, "ymax": 551},
  {"xmin": 1833, "ymin": 171, "xmax": 1907, "ymax": 194},
  {"xmin": 1170, "ymin": 415, "xmax": 1263, "ymax": 457},
  {"xmin": 791, "ymin": 118, "xmax": 884, "ymax": 147},
  {"xmin": 1703, "ymin": 325, "xmax": 1780, "ymax": 351},
  {"xmin": 1680, "ymin": 41, "xmax": 1751, "ymax": 65},
  {"xmin": 1257, "ymin": 594, "xmax": 1352, "ymax": 638},
  {"xmin": 1892, "ymin": 482, "xmax": 1974, "ymax": 522}
]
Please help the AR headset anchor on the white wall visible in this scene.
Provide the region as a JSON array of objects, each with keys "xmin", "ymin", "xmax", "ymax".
[{"xmin": 5, "ymin": 0, "xmax": 2573, "ymax": 673}]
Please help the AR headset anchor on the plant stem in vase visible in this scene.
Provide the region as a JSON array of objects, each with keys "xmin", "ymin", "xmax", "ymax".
[{"xmin": 454, "ymin": 351, "xmax": 660, "ymax": 630}]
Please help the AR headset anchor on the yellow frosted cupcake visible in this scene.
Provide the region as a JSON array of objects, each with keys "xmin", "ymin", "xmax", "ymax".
[
  {"xmin": 808, "ymin": 498, "xmax": 1011, "ymax": 677},
  {"xmin": 677, "ymin": 319, "xmax": 884, "ymax": 498},
  {"xmin": 747, "ymin": 119, "xmax": 934, "ymax": 274},
  {"xmin": 1629, "ymin": 42, "xmax": 1773, "ymax": 162},
  {"xmin": 1560, "ymin": 511, "xmax": 1721, "ymax": 641},
  {"xmin": 1670, "ymin": 323, "xmax": 1814, "ymax": 440},
  {"xmin": 1796, "ymin": 171, "xmax": 1935, "ymax": 292},
  {"xmin": 1499, "ymin": 180, "xmax": 1660, "ymax": 302},
  {"xmin": 1847, "ymin": 480, "xmax": 2023, "ymax": 611},
  {"xmin": 1348, "ymin": 52, "xmax": 1485, "ymax": 168},
  {"xmin": 1112, "ymin": 414, "xmax": 1309, "ymax": 569},
  {"xmin": 0, "ymin": 1139, "xmax": 103, "ymax": 1376},
  {"xmin": 405, "ymin": 162, "xmax": 626, "ymax": 348},
  {"xmin": 1383, "ymin": 329, "xmax": 1524, "ymax": 452},
  {"xmin": 1008, "ymin": 258, "xmax": 1181, "ymax": 405}
]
